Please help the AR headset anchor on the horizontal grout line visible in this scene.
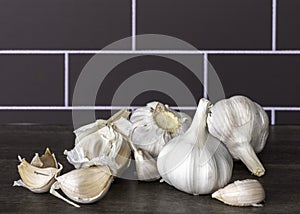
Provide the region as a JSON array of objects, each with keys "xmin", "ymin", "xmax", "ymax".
[
  {"xmin": 1, "ymin": 50, "xmax": 300, "ymax": 55},
  {"xmin": 0, "ymin": 106, "xmax": 300, "ymax": 111}
]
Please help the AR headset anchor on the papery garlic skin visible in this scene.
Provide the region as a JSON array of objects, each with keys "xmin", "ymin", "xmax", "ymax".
[
  {"xmin": 14, "ymin": 155, "xmax": 62, "ymax": 193},
  {"xmin": 130, "ymin": 101, "xmax": 192, "ymax": 157},
  {"xmin": 157, "ymin": 98, "xmax": 233, "ymax": 195},
  {"xmin": 50, "ymin": 166, "xmax": 113, "ymax": 208},
  {"xmin": 212, "ymin": 179, "xmax": 265, "ymax": 207},
  {"xmin": 64, "ymin": 125, "xmax": 131, "ymax": 176},
  {"xmin": 207, "ymin": 96, "xmax": 269, "ymax": 176}
]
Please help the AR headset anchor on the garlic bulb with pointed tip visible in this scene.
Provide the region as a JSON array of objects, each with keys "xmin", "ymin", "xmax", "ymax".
[
  {"xmin": 64, "ymin": 110, "xmax": 131, "ymax": 176},
  {"xmin": 212, "ymin": 179, "xmax": 265, "ymax": 207},
  {"xmin": 13, "ymin": 148, "xmax": 62, "ymax": 193},
  {"xmin": 207, "ymin": 96, "xmax": 269, "ymax": 176},
  {"xmin": 130, "ymin": 101, "xmax": 192, "ymax": 157},
  {"xmin": 157, "ymin": 98, "xmax": 233, "ymax": 195},
  {"xmin": 50, "ymin": 165, "xmax": 113, "ymax": 208}
]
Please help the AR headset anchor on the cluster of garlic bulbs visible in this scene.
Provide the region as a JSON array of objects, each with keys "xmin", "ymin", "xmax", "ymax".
[{"xmin": 14, "ymin": 96, "xmax": 269, "ymax": 208}]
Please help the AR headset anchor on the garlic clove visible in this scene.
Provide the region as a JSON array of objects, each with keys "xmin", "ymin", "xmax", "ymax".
[
  {"xmin": 134, "ymin": 148, "xmax": 160, "ymax": 182},
  {"xmin": 14, "ymin": 157, "xmax": 63, "ymax": 193},
  {"xmin": 30, "ymin": 148, "xmax": 58, "ymax": 168},
  {"xmin": 50, "ymin": 166, "xmax": 113, "ymax": 208},
  {"xmin": 212, "ymin": 179, "xmax": 265, "ymax": 207},
  {"xmin": 113, "ymin": 117, "xmax": 160, "ymax": 181}
]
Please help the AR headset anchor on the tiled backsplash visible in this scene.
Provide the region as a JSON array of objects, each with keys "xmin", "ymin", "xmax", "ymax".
[{"xmin": 0, "ymin": 0, "xmax": 299, "ymax": 125}]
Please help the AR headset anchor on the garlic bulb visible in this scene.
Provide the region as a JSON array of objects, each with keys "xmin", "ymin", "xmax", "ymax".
[
  {"xmin": 207, "ymin": 96, "xmax": 269, "ymax": 176},
  {"xmin": 13, "ymin": 148, "xmax": 62, "ymax": 193},
  {"xmin": 130, "ymin": 101, "xmax": 192, "ymax": 157},
  {"xmin": 113, "ymin": 117, "xmax": 160, "ymax": 181},
  {"xmin": 212, "ymin": 179, "xmax": 265, "ymax": 207},
  {"xmin": 157, "ymin": 98, "xmax": 233, "ymax": 195},
  {"xmin": 64, "ymin": 110, "xmax": 131, "ymax": 176},
  {"xmin": 50, "ymin": 165, "xmax": 113, "ymax": 208}
]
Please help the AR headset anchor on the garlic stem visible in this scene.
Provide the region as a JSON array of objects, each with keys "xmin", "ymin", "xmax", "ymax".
[
  {"xmin": 238, "ymin": 144, "xmax": 265, "ymax": 176},
  {"xmin": 50, "ymin": 182, "xmax": 80, "ymax": 208},
  {"xmin": 107, "ymin": 109, "xmax": 130, "ymax": 126}
]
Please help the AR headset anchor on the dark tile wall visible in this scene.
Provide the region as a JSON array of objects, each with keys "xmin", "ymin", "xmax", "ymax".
[
  {"xmin": 0, "ymin": 55, "xmax": 64, "ymax": 105},
  {"xmin": 0, "ymin": 0, "xmax": 131, "ymax": 49},
  {"xmin": 277, "ymin": 0, "xmax": 300, "ymax": 49},
  {"xmin": 208, "ymin": 55, "xmax": 300, "ymax": 106},
  {"xmin": 137, "ymin": 0, "xmax": 272, "ymax": 50},
  {"xmin": 0, "ymin": 0, "xmax": 299, "ymax": 125},
  {"xmin": 69, "ymin": 54, "xmax": 203, "ymax": 106}
]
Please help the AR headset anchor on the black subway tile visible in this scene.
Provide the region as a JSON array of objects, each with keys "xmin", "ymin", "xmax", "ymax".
[
  {"xmin": 69, "ymin": 54, "xmax": 204, "ymax": 106},
  {"xmin": 0, "ymin": 0, "xmax": 131, "ymax": 50},
  {"xmin": 137, "ymin": 0, "xmax": 271, "ymax": 50},
  {"xmin": 277, "ymin": 0, "xmax": 300, "ymax": 49},
  {"xmin": 0, "ymin": 55, "xmax": 64, "ymax": 105},
  {"xmin": 276, "ymin": 111, "xmax": 300, "ymax": 125},
  {"xmin": 208, "ymin": 55, "xmax": 300, "ymax": 106}
]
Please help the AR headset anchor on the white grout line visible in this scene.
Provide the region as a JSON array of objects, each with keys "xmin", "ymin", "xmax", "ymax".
[
  {"xmin": 132, "ymin": 0, "xmax": 136, "ymax": 50},
  {"xmin": 272, "ymin": 0, "xmax": 277, "ymax": 51},
  {"xmin": 1, "ymin": 50, "xmax": 300, "ymax": 54},
  {"xmin": 271, "ymin": 109, "xmax": 276, "ymax": 125},
  {"xmin": 203, "ymin": 53, "xmax": 208, "ymax": 98},
  {"xmin": 64, "ymin": 53, "xmax": 69, "ymax": 107}
]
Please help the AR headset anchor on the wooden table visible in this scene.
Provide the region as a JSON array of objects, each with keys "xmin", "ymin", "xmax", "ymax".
[{"xmin": 0, "ymin": 125, "xmax": 299, "ymax": 213}]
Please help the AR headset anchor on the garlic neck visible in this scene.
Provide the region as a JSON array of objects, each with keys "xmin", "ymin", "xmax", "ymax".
[{"xmin": 187, "ymin": 99, "xmax": 210, "ymax": 145}]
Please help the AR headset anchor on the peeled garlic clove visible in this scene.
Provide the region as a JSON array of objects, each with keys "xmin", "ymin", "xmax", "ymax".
[
  {"xmin": 113, "ymin": 117, "xmax": 160, "ymax": 181},
  {"xmin": 207, "ymin": 95, "xmax": 269, "ymax": 176},
  {"xmin": 130, "ymin": 101, "xmax": 192, "ymax": 157},
  {"xmin": 50, "ymin": 166, "xmax": 113, "ymax": 208},
  {"xmin": 157, "ymin": 98, "xmax": 233, "ymax": 195},
  {"xmin": 14, "ymin": 157, "xmax": 63, "ymax": 193},
  {"xmin": 212, "ymin": 179, "xmax": 265, "ymax": 207}
]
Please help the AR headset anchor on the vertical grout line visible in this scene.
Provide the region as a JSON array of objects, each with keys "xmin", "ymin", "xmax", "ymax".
[
  {"xmin": 132, "ymin": 0, "xmax": 136, "ymax": 50},
  {"xmin": 203, "ymin": 53, "xmax": 208, "ymax": 98},
  {"xmin": 64, "ymin": 53, "xmax": 69, "ymax": 107},
  {"xmin": 272, "ymin": 0, "xmax": 277, "ymax": 51},
  {"xmin": 271, "ymin": 109, "xmax": 276, "ymax": 125}
]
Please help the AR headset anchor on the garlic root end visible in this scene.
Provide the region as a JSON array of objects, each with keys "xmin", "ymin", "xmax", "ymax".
[{"xmin": 50, "ymin": 182, "xmax": 80, "ymax": 208}]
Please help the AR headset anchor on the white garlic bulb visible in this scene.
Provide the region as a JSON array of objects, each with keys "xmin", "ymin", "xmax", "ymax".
[
  {"xmin": 50, "ymin": 165, "xmax": 113, "ymax": 208},
  {"xmin": 212, "ymin": 179, "xmax": 265, "ymax": 207},
  {"xmin": 207, "ymin": 96, "xmax": 269, "ymax": 176},
  {"xmin": 130, "ymin": 101, "xmax": 192, "ymax": 157},
  {"xmin": 113, "ymin": 117, "xmax": 160, "ymax": 181},
  {"xmin": 157, "ymin": 98, "xmax": 233, "ymax": 195},
  {"xmin": 13, "ymin": 148, "xmax": 62, "ymax": 193},
  {"xmin": 65, "ymin": 110, "xmax": 131, "ymax": 176}
]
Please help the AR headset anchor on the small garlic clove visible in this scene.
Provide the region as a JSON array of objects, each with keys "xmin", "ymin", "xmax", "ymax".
[
  {"xmin": 113, "ymin": 117, "xmax": 160, "ymax": 181},
  {"xmin": 14, "ymin": 157, "xmax": 63, "ymax": 193},
  {"xmin": 212, "ymin": 179, "xmax": 265, "ymax": 207},
  {"xmin": 30, "ymin": 148, "xmax": 58, "ymax": 168},
  {"xmin": 50, "ymin": 166, "xmax": 113, "ymax": 208},
  {"xmin": 134, "ymin": 148, "xmax": 160, "ymax": 182}
]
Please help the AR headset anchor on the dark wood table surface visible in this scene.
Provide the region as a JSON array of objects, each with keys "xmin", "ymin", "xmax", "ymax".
[{"xmin": 0, "ymin": 125, "xmax": 299, "ymax": 213}]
